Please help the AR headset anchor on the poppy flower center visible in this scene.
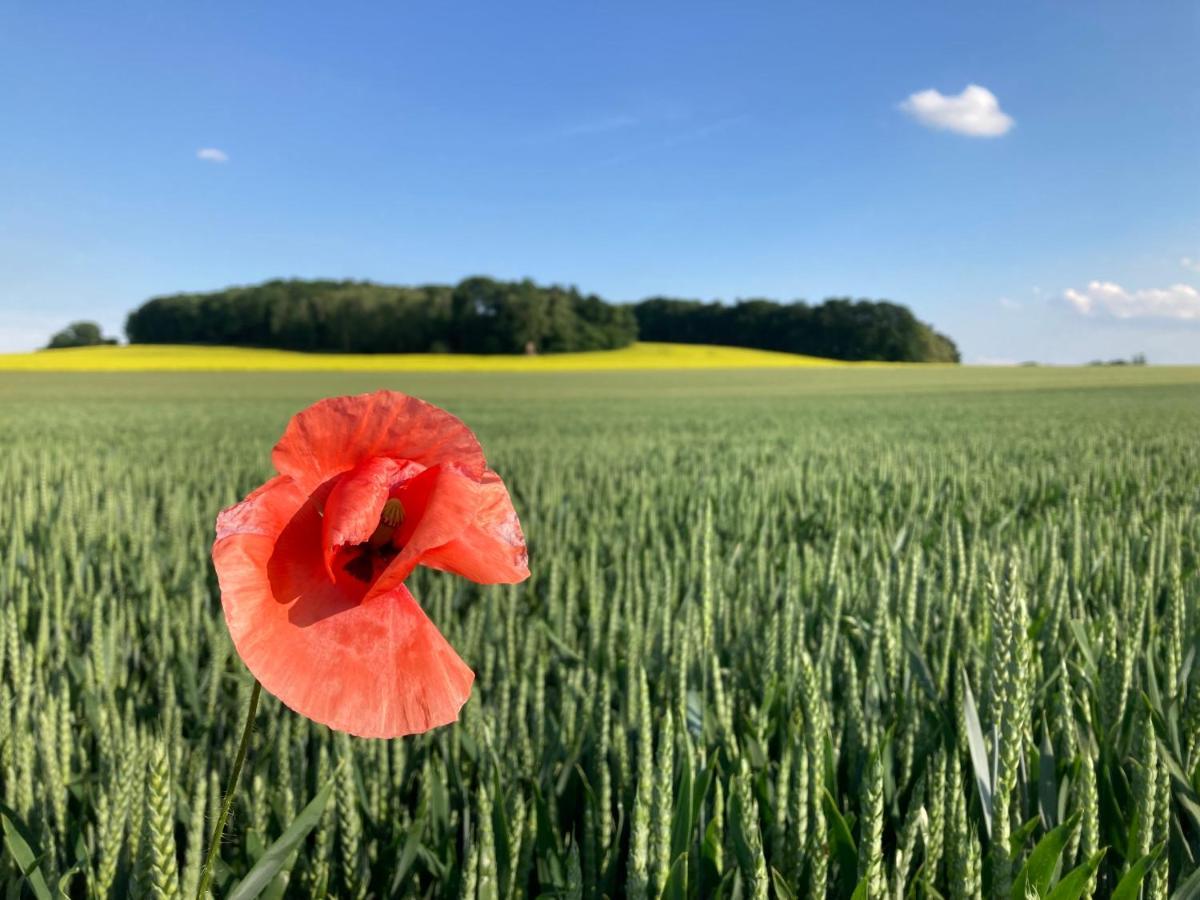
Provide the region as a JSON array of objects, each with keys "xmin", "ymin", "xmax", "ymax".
[
  {"xmin": 317, "ymin": 456, "xmax": 426, "ymax": 588},
  {"xmin": 368, "ymin": 498, "xmax": 405, "ymax": 548},
  {"xmin": 335, "ymin": 497, "xmax": 407, "ymax": 584}
]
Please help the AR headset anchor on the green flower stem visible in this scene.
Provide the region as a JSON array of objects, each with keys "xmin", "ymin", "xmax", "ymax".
[{"xmin": 197, "ymin": 679, "xmax": 262, "ymax": 900}]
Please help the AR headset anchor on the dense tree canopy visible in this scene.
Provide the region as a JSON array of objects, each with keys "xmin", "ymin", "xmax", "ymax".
[
  {"xmin": 633, "ymin": 296, "xmax": 961, "ymax": 362},
  {"xmin": 125, "ymin": 278, "xmax": 637, "ymax": 354},
  {"xmin": 45, "ymin": 321, "xmax": 118, "ymax": 349},
  {"xmin": 124, "ymin": 278, "xmax": 960, "ymax": 362}
]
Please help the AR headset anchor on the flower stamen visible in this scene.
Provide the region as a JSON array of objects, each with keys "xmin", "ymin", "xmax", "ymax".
[{"xmin": 368, "ymin": 498, "xmax": 404, "ymax": 549}]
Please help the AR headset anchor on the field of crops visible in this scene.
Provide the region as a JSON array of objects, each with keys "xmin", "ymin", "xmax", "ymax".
[
  {"xmin": 1, "ymin": 366, "xmax": 1198, "ymax": 899},
  {"xmin": 0, "ymin": 342, "xmax": 845, "ymax": 373}
]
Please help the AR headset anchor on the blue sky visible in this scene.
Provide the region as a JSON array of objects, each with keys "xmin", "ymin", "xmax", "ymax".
[{"xmin": 2, "ymin": 1, "xmax": 1197, "ymax": 362}]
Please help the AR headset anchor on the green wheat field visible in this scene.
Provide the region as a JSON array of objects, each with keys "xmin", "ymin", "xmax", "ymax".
[{"xmin": 1, "ymin": 366, "xmax": 1199, "ymax": 899}]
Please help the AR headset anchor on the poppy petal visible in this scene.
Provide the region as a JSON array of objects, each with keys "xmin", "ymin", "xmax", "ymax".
[
  {"xmin": 216, "ymin": 475, "xmax": 299, "ymax": 540},
  {"xmin": 366, "ymin": 463, "xmax": 487, "ymax": 599},
  {"xmin": 272, "ymin": 391, "xmax": 486, "ymax": 494},
  {"xmin": 214, "ymin": 477, "xmax": 474, "ymax": 738},
  {"xmin": 419, "ymin": 469, "xmax": 529, "ymax": 584}
]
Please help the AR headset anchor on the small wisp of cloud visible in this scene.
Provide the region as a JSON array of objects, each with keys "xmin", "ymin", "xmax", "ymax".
[
  {"xmin": 559, "ymin": 115, "xmax": 639, "ymax": 138},
  {"xmin": 196, "ymin": 147, "xmax": 229, "ymax": 163},
  {"xmin": 593, "ymin": 114, "xmax": 747, "ymax": 168},
  {"xmin": 1064, "ymin": 280, "xmax": 1200, "ymax": 320},
  {"xmin": 899, "ymin": 84, "xmax": 1014, "ymax": 137},
  {"xmin": 1181, "ymin": 256, "xmax": 1200, "ymax": 273}
]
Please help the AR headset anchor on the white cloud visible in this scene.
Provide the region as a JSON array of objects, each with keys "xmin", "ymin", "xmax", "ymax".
[
  {"xmin": 998, "ymin": 297, "xmax": 1022, "ymax": 310},
  {"xmin": 196, "ymin": 147, "xmax": 229, "ymax": 163},
  {"xmin": 1181, "ymin": 256, "xmax": 1200, "ymax": 272},
  {"xmin": 1064, "ymin": 280, "xmax": 1200, "ymax": 320},
  {"xmin": 899, "ymin": 84, "xmax": 1014, "ymax": 137}
]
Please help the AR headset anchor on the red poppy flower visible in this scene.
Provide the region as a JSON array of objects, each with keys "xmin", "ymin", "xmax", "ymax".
[{"xmin": 212, "ymin": 391, "xmax": 529, "ymax": 738}]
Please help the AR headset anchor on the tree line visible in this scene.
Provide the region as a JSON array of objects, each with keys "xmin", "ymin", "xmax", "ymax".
[
  {"xmin": 633, "ymin": 296, "xmax": 960, "ymax": 362},
  {"xmin": 123, "ymin": 278, "xmax": 637, "ymax": 355},
  {"xmin": 114, "ymin": 277, "xmax": 961, "ymax": 361}
]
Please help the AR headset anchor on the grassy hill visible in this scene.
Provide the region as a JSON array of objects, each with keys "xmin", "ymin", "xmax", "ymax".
[{"xmin": 0, "ymin": 341, "xmax": 852, "ymax": 372}]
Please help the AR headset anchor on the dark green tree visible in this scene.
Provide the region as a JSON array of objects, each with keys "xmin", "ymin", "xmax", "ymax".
[
  {"xmin": 45, "ymin": 321, "xmax": 117, "ymax": 349},
  {"xmin": 125, "ymin": 278, "xmax": 638, "ymax": 355},
  {"xmin": 123, "ymin": 277, "xmax": 957, "ymax": 362},
  {"xmin": 633, "ymin": 296, "xmax": 959, "ymax": 362}
]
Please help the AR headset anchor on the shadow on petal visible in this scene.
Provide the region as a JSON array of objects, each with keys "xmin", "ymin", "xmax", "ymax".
[{"xmin": 268, "ymin": 493, "xmax": 365, "ymax": 628}]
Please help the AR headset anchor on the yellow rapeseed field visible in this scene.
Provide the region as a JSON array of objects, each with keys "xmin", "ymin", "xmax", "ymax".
[{"xmin": 0, "ymin": 341, "xmax": 849, "ymax": 371}]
